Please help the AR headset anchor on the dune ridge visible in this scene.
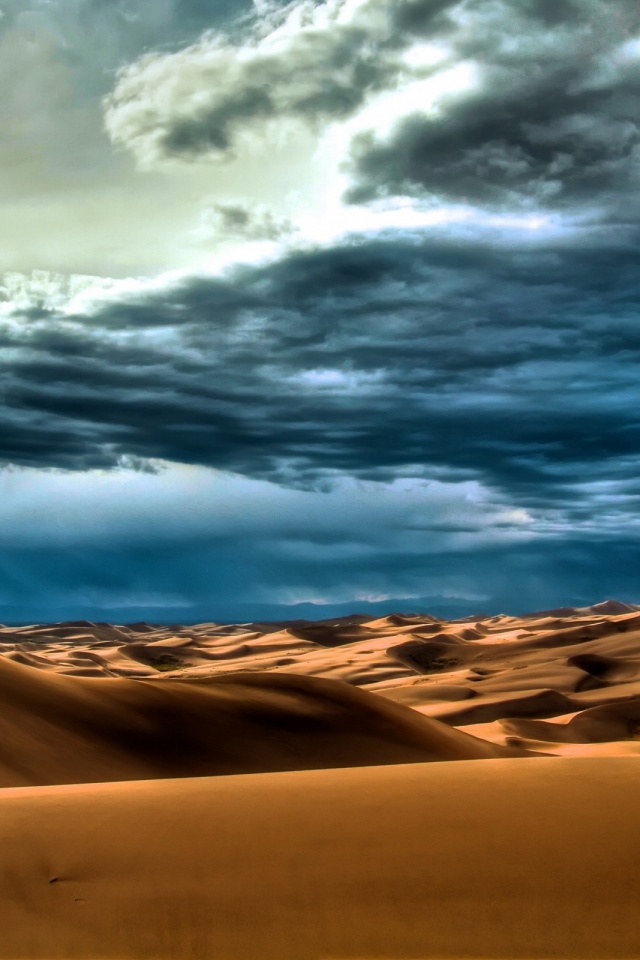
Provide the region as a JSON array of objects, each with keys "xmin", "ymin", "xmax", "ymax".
[{"xmin": 0, "ymin": 655, "xmax": 518, "ymax": 787}]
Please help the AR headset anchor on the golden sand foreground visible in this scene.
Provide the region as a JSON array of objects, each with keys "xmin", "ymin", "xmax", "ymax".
[
  {"xmin": 1, "ymin": 757, "xmax": 640, "ymax": 960},
  {"xmin": 1, "ymin": 605, "xmax": 640, "ymax": 958}
]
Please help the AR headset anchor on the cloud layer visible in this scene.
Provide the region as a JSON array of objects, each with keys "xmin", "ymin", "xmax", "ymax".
[
  {"xmin": 104, "ymin": 0, "xmax": 640, "ymax": 227},
  {"xmin": 349, "ymin": 0, "xmax": 640, "ymax": 219},
  {"xmin": 2, "ymin": 461, "xmax": 640, "ymax": 624},
  {"xmin": 2, "ymin": 0, "xmax": 640, "ymax": 619},
  {"xmin": 104, "ymin": 0, "xmax": 396, "ymax": 166},
  {"xmin": 2, "ymin": 226, "xmax": 640, "ymax": 534}
]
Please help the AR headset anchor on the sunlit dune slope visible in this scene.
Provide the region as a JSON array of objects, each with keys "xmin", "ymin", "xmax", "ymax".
[
  {"xmin": 4, "ymin": 604, "xmax": 640, "ymax": 758},
  {"xmin": 0, "ymin": 656, "xmax": 513, "ymax": 787},
  {"xmin": 1, "ymin": 757, "xmax": 640, "ymax": 960}
]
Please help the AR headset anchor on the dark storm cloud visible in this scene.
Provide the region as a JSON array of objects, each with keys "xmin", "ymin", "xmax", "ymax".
[
  {"xmin": 390, "ymin": 0, "xmax": 455, "ymax": 36},
  {"xmin": 3, "ymin": 533, "xmax": 640, "ymax": 624},
  {"xmin": 3, "ymin": 229, "xmax": 640, "ymax": 517},
  {"xmin": 349, "ymin": 0, "xmax": 640, "ymax": 217}
]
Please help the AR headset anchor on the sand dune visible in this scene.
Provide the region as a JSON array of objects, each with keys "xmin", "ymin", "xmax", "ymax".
[
  {"xmin": 0, "ymin": 605, "xmax": 640, "ymax": 957},
  {"xmin": 1, "ymin": 758, "xmax": 640, "ymax": 959},
  {"xmin": 502, "ymin": 697, "xmax": 640, "ymax": 744},
  {"xmin": 0, "ymin": 656, "xmax": 518, "ymax": 787},
  {"xmin": 3, "ymin": 604, "xmax": 640, "ymax": 758}
]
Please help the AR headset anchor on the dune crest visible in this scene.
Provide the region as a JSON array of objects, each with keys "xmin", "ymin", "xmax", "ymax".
[{"xmin": 0, "ymin": 656, "xmax": 518, "ymax": 787}]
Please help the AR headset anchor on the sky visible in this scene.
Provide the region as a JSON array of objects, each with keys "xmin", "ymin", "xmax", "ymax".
[{"xmin": 1, "ymin": 0, "xmax": 640, "ymax": 623}]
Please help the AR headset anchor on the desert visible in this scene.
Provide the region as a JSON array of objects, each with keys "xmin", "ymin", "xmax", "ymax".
[
  {"xmin": 3, "ymin": 0, "xmax": 639, "ymax": 957},
  {"xmin": 1, "ymin": 600, "xmax": 640, "ymax": 958}
]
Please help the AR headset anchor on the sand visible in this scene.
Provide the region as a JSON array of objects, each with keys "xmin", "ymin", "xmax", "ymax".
[
  {"xmin": 1, "ymin": 604, "xmax": 640, "ymax": 957},
  {"xmin": 4, "ymin": 605, "xmax": 640, "ymax": 756},
  {"xmin": 0, "ymin": 656, "xmax": 516, "ymax": 787},
  {"xmin": 2, "ymin": 758, "xmax": 640, "ymax": 959}
]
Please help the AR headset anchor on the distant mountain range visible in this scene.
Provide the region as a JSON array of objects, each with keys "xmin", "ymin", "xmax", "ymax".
[{"xmin": 2, "ymin": 597, "xmax": 639, "ymax": 628}]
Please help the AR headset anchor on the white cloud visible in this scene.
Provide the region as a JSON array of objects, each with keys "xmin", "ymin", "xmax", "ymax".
[
  {"xmin": 104, "ymin": 0, "xmax": 396, "ymax": 169},
  {"xmin": 0, "ymin": 270, "xmax": 111, "ymax": 314}
]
